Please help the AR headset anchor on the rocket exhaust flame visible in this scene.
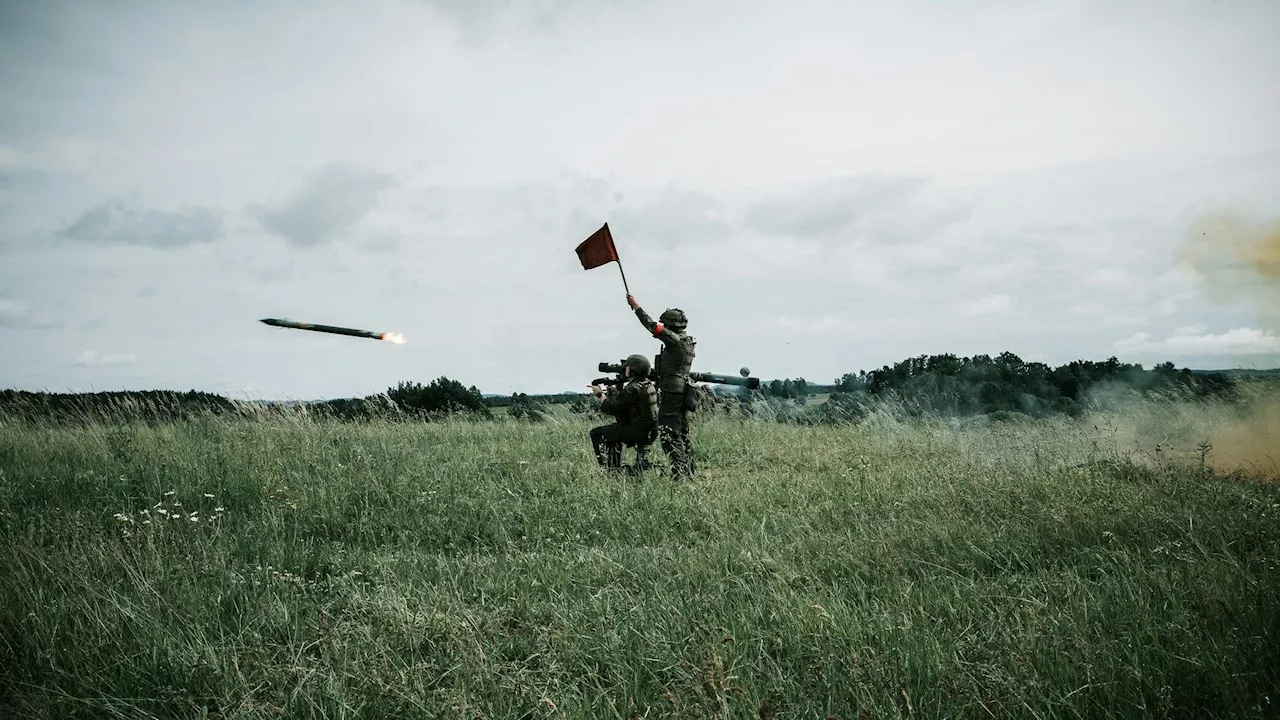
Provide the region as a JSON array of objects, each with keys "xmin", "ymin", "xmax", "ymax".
[{"xmin": 259, "ymin": 318, "xmax": 406, "ymax": 344}]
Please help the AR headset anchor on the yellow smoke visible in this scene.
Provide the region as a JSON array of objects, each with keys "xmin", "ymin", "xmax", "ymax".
[
  {"xmin": 1209, "ymin": 392, "xmax": 1280, "ymax": 479},
  {"xmin": 1100, "ymin": 380, "xmax": 1280, "ymax": 481},
  {"xmin": 1167, "ymin": 210, "xmax": 1280, "ymax": 477},
  {"xmin": 1178, "ymin": 209, "xmax": 1280, "ymax": 331}
]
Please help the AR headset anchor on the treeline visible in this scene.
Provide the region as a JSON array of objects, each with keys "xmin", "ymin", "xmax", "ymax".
[
  {"xmin": 305, "ymin": 378, "xmax": 492, "ymax": 421},
  {"xmin": 0, "ymin": 378, "xmax": 595, "ymax": 425},
  {"xmin": 745, "ymin": 353, "xmax": 1239, "ymax": 425},
  {"xmin": 311, "ymin": 385, "xmax": 610, "ymax": 423},
  {"xmin": 858, "ymin": 354, "xmax": 1230, "ymax": 402},
  {"xmin": 0, "ymin": 353, "xmax": 1255, "ymax": 426},
  {"xmin": 485, "ymin": 392, "xmax": 580, "ymax": 408},
  {"xmin": 0, "ymin": 389, "xmax": 239, "ymax": 424}
]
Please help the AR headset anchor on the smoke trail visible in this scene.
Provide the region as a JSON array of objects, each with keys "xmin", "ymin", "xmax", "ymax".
[{"xmin": 1177, "ymin": 209, "xmax": 1280, "ymax": 332}]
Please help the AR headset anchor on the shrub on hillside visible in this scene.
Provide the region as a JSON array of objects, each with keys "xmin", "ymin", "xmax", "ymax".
[
  {"xmin": 507, "ymin": 393, "xmax": 548, "ymax": 422},
  {"xmin": 386, "ymin": 377, "xmax": 489, "ymax": 418}
]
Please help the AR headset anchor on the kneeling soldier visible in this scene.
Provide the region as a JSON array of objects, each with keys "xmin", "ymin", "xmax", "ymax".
[
  {"xmin": 627, "ymin": 295, "xmax": 697, "ymax": 479},
  {"xmin": 589, "ymin": 354, "xmax": 659, "ymax": 474}
]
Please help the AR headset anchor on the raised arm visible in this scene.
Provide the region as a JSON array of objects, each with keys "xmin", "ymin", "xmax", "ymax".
[{"xmin": 627, "ymin": 294, "xmax": 678, "ymax": 345}]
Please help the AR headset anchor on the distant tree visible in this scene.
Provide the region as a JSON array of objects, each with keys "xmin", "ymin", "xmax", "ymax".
[
  {"xmin": 386, "ymin": 377, "xmax": 488, "ymax": 416},
  {"xmin": 926, "ymin": 354, "xmax": 962, "ymax": 376},
  {"xmin": 507, "ymin": 393, "xmax": 547, "ymax": 421},
  {"xmin": 567, "ymin": 393, "xmax": 597, "ymax": 414},
  {"xmin": 835, "ymin": 373, "xmax": 864, "ymax": 392}
]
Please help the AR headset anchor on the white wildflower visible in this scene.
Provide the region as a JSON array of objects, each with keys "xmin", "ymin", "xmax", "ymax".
[{"xmin": 204, "ymin": 493, "xmax": 215, "ymax": 498}]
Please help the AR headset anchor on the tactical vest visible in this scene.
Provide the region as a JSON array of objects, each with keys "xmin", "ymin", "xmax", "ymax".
[
  {"xmin": 653, "ymin": 334, "xmax": 696, "ymax": 393},
  {"xmin": 623, "ymin": 380, "xmax": 658, "ymax": 428}
]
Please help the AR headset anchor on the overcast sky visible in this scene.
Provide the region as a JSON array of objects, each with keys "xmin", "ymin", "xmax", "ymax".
[{"xmin": 2, "ymin": 0, "xmax": 1278, "ymax": 399}]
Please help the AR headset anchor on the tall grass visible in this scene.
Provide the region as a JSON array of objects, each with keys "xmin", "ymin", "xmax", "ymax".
[{"xmin": 0, "ymin": 390, "xmax": 1277, "ymax": 718}]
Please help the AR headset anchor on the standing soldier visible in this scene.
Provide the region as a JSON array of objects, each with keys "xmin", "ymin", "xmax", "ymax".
[
  {"xmin": 588, "ymin": 354, "xmax": 659, "ymax": 474},
  {"xmin": 626, "ymin": 294, "xmax": 697, "ymax": 479}
]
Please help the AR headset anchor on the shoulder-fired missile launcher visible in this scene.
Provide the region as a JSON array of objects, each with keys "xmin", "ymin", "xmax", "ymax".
[{"xmin": 595, "ymin": 361, "xmax": 760, "ymax": 390}]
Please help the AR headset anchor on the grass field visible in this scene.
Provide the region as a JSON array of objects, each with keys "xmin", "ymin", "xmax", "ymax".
[{"xmin": 1, "ymin": 390, "xmax": 1278, "ymax": 718}]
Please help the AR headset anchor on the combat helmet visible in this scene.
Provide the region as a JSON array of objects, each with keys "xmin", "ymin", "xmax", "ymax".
[
  {"xmin": 659, "ymin": 308, "xmax": 688, "ymax": 332},
  {"xmin": 624, "ymin": 353, "xmax": 651, "ymax": 377}
]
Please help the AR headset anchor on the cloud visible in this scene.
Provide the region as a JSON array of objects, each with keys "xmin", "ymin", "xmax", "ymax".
[
  {"xmin": 364, "ymin": 231, "xmax": 400, "ymax": 254},
  {"xmin": 1157, "ymin": 295, "xmax": 1183, "ymax": 315},
  {"xmin": 419, "ymin": 0, "xmax": 632, "ymax": 45},
  {"xmin": 608, "ymin": 186, "xmax": 733, "ymax": 249},
  {"xmin": 0, "ymin": 295, "xmax": 61, "ymax": 329},
  {"xmin": 1086, "ymin": 267, "xmax": 1129, "ymax": 286},
  {"xmin": 1114, "ymin": 326, "xmax": 1280, "ymax": 356},
  {"xmin": 737, "ymin": 174, "xmax": 973, "ymax": 255},
  {"xmin": 0, "ymin": 297, "xmax": 28, "ymax": 326},
  {"xmin": 776, "ymin": 314, "xmax": 858, "ymax": 334},
  {"xmin": 741, "ymin": 175, "xmax": 921, "ymax": 238},
  {"xmin": 0, "ymin": 145, "xmax": 30, "ymax": 168},
  {"xmin": 962, "ymin": 295, "xmax": 1013, "ymax": 317},
  {"xmin": 73, "ymin": 350, "xmax": 138, "ymax": 367},
  {"xmin": 248, "ymin": 162, "xmax": 397, "ymax": 247},
  {"xmin": 55, "ymin": 198, "xmax": 224, "ymax": 249}
]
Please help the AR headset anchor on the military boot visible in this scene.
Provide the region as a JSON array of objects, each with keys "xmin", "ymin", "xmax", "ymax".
[{"xmin": 628, "ymin": 445, "xmax": 655, "ymax": 476}]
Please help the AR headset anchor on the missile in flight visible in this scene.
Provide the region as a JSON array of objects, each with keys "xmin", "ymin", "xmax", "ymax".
[{"xmin": 259, "ymin": 318, "xmax": 405, "ymax": 344}]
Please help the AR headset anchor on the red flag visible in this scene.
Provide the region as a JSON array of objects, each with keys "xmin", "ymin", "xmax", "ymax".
[{"xmin": 575, "ymin": 223, "xmax": 619, "ymax": 270}]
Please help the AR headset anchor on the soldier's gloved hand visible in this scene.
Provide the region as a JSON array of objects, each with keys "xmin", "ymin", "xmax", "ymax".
[{"xmin": 626, "ymin": 294, "xmax": 639, "ymax": 310}]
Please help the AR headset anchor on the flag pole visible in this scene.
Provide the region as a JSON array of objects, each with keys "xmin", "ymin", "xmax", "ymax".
[
  {"xmin": 609, "ymin": 223, "xmax": 631, "ymax": 294},
  {"xmin": 617, "ymin": 258, "xmax": 631, "ymax": 295}
]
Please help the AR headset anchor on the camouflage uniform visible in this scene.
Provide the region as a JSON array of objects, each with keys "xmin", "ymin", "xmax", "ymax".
[
  {"xmin": 633, "ymin": 305, "xmax": 697, "ymax": 479},
  {"xmin": 590, "ymin": 355, "xmax": 659, "ymax": 473}
]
